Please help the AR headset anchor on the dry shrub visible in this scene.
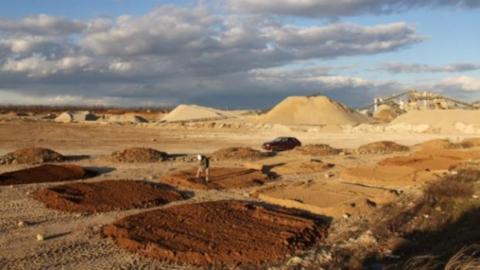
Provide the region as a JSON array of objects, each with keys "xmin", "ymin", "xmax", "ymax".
[
  {"xmin": 404, "ymin": 255, "xmax": 443, "ymax": 270},
  {"xmin": 424, "ymin": 179, "xmax": 474, "ymax": 203},
  {"xmin": 210, "ymin": 147, "xmax": 271, "ymax": 161},
  {"xmin": 109, "ymin": 147, "xmax": 167, "ymax": 163},
  {"xmin": 445, "ymin": 244, "xmax": 480, "ymax": 270},
  {"xmin": 0, "ymin": 147, "xmax": 64, "ymax": 165}
]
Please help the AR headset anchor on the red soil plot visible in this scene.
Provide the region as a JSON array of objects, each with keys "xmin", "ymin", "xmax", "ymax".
[
  {"xmin": 161, "ymin": 167, "xmax": 274, "ymax": 190},
  {"xmin": 103, "ymin": 200, "xmax": 329, "ymax": 268},
  {"xmin": 0, "ymin": 164, "xmax": 96, "ymax": 186},
  {"xmin": 33, "ymin": 180, "xmax": 187, "ymax": 213}
]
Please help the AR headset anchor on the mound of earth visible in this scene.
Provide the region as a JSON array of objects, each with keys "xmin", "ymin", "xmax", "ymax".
[
  {"xmin": 161, "ymin": 167, "xmax": 274, "ymax": 190},
  {"xmin": 55, "ymin": 111, "xmax": 97, "ymax": 123},
  {"xmin": 257, "ymin": 96, "xmax": 371, "ymax": 126},
  {"xmin": 109, "ymin": 148, "xmax": 167, "ymax": 163},
  {"xmin": 0, "ymin": 147, "xmax": 65, "ymax": 165},
  {"xmin": 107, "ymin": 114, "xmax": 148, "ymax": 124},
  {"xmin": 161, "ymin": 104, "xmax": 245, "ymax": 122},
  {"xmin": 33, "ymin": 180, "xmax": 186, "ymax": 213},
  {"xmin": 357, "ymin": 141, "xmax": 409, "ymax": 154},
  {"xmin": 460, "ymin": 137, "xmax": 480, "ymax": 148},
  {"xmin": 294, "ymin": 144, "xmax": 342, "ymax": 156},
  {"xmin": 210, "ymin": 147, "xmax": 271, "ymax": 161},
  {"xmin": 0, "ymin": 164, "xmax": 96, "ymax": 186},
  {"xmin": 414, "ymin": 139, "xmax": 459, "ymax": 151},
  {"xmin": 102, "ymin": 200, "xmax": 328, "ymax": 267}
]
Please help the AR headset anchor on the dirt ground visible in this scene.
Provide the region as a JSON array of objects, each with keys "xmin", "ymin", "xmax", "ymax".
[{"xmin": 1, "ymin": 119, "xmax": 479, "ymax": 269}]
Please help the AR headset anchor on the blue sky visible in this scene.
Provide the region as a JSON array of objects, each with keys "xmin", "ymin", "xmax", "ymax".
[{"xmin": 0, "ymin": 0, "xmax": 479, "ymax": 108}]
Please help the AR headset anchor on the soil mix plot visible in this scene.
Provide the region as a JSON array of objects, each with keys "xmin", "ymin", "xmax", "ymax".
[
  {"xmin": 161, "ymin": 167, "xmax": 274, "ymax": 190},
  {"xmin": 33, "ymin": 180, "xmax": 186, "ymax": 213},
  {"xmin": 0, "ymin": 164, "xmax": 96, "ymax": 186},
  {"xmin": 0, "ymin": 147, "xmax": 65, "ymax": 165},
  {"xmin": 103, "ymin": 200, "xmax": 329, "ymax": 268}
]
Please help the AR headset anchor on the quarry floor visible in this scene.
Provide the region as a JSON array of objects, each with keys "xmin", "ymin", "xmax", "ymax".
[{"xmin": 0, "ymin": 120, "xmax": 478, "ymax": 269}]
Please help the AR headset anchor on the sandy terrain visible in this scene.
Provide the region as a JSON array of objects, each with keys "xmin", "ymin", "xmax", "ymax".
[{"xmin": 1, "ymin": 116, "xmax": 480, "ymax": 269}]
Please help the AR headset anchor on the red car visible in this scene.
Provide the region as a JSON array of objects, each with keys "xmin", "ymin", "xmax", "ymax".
[{"xmin": 262, "ymin": 137, "xmax": 301, "ymax": 151}]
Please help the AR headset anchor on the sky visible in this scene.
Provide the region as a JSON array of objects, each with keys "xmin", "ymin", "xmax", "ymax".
[{"xmin": 0, "ymin": 0, "xmax": 479, "ymax": 109}]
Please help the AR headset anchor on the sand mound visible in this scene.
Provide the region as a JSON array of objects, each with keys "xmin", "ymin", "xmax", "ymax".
[
  {"xmin": 257, "ymin": 96, "xmax": 371, "ymax": 126},
  {"xmin": 161, "ymin": 104, "xmax": 242, "ymax": 122},
  {"xmin": 0, "ymin": 147, "xmax": 64, "ymax": 165},
  {"xmin": 33, "ymin": 180, "xmax": 186, "ymax": 213},
  {"xmin": 107, "ymin": 114, "xmax": 148, "ymax": 124},
  {"xmin": 357, "ymin": 141, "xmax": 409, "ymax": 154},
  {"xmin": 109, "ymin": 148, "xmax": 167, "ymax": 163},
  {"xmin": 0, "ymin": 164, "xmax": 96, "ymax": 186},
  {"xmin": 161, "ymin": 167, "xmax": 274, "ymax": 190},
  {"xmin": 210, "ymin": 147, "xmax": 271, "ymax": 161},
  {"xmin": 414, "ymin": 139, "xmax": 459, "ymax": 151},
  {"xmin": 294, "ymin": 144, "xmax": 342, "ymax": 156},
  {"xmin": 102, "ymin": 200, "xmax": 328, "ymax": 267},
  {"xmin": 256, "ymin": 181, "xmax": 398, "ymax": 218},
  {"xmin": 390, "ymin": 109, "xmax": 480, "ymax": 132},
  {"xmin": 55, "ymin": 111, "xmax": 97, "ymax": 123}
]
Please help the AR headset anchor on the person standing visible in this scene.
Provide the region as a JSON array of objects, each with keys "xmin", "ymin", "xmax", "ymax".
[{"xmin": 196, "ymin": 154, "xmax": 210, "ymax": 183}]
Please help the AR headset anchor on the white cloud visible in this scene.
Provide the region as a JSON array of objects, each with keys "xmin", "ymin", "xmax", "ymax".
[
  {"xmin": 0, "ymin": 14, "xmax": 85, "ymax": 35},
  {"xmin": 380, "ymin": 62, "xmax": 480, "ymax": 73},
  {"xmin": 436, "ymin": 76, "xmax": 480, "ymax": 92},
  {"xmin": 230, "ymin": 0, "xmax": 480, "ymax": 18}
]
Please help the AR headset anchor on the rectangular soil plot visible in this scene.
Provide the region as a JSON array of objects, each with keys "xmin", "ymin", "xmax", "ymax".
[
  {"xmin": 161, "ymin": 167, "xmax": 274, "ymax": 190},
  {"xmin": 0, "ymin": 164, "xmax": 96, "ymax": 186},
  {"xmin": 103, "ymin": 200, "xmax": 329, "ymax": 268},
  {"xmin": 33, "ymin": 180, "xmax": 187, "ymax": 213}
]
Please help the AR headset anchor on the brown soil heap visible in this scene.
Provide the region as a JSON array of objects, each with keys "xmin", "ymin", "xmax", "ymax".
[
  {"xmin": 357, "ymin": 141, "xmax": 409, "ymax": 154},
  {"xmin": 33, "ymin": 180, "xmax": 186, "ymax": 213},
  {"xmin": 459, "ymin": 137, "xmax": 480, "ymax": 148},
  {"xmin": 102, "ymin": 200, "xmax": 329, "ymax": 268},
  {"xmin": 414, "ymin": 139, "xmax": 459, "ymax": 151},
  {"xmin": 210, "ymin": 147, "xmax": 271, "ymax": 161},
  {"xmin": 109, "ymin": 147, "xmax": 167, "ymax": 163},
  {"xmin": 0, "ymin": 164, "xmax": 95, "ymax": 186},
  {"xmin": 161, "ymin": 167, "xmax": 274, "ymax": 190},
  {"xmin": 0, "ymin": 147, "xmax": 64, "ymax": 165},
  {"xmin": 294, "ymin": 144, "xmax": 342, "ymax": 156}
]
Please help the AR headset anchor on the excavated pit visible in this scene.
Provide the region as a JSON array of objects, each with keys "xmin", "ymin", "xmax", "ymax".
[
  {"xmin": 33, "ymin": 180, "xmax": 187, "ymax": 213},
  {"xmin": 0, "ymin": 164, "xmax": 96, "ymax": 186},
  {"xmin": 102, "ymin": 200, "xmax": 329, "ymax": 268},
  {"xmin": 161, "ymin": 167, "xmax": 274, "ymax": 190}
]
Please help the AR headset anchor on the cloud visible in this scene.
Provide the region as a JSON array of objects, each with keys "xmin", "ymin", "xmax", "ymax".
[
  {"xmin": 0, "ymin": 6, "xmax": 425, "ymax": 108},
  {"xmin": 230, "ymin": 0, "xmax": 480, "ymax": 18},
  {"xmin": 0, "ymin": 14, "xmax": 85, "ymax": 36},
  {"xmin": 380, "ymin": 62, "xmax": 480, "ymax": 73},
  {"xmin": 435, "ymin": 76, "xmax": 480, "ymax": 92}
]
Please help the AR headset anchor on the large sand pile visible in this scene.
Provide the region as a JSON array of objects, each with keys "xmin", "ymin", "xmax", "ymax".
[
  {"xmin": 210, "ymin": 147, "xmax": 271, "ymax": 161},
  {"xmin": 391, "ymin": 109, "xmax": 480, "ymax": 133},
  {"xmin": 414, "ymin": 139, "xmax": 460, "ymax": 151},
  {"xmin": 109, "ymin": 148, "xmax": 167, "ymax": 163},
  {"xmin": 257, "ymin": 96, "xmax": 371, "ymax": 126},
  {"xmin": 0, "ymin": 164, "xmax": 96, "ymax": 186},
  {"xmin": 0, "ymin": 147, "xmax": 64, "ymax": 165},
  {"xmin": 103, "ymin": 200, "xmax": 328, "ymax": 267},
  {"xmin": 34, "ymin": 180, "xmax": 186, "ymax": 213},
  {"xmin": 161, "ymin": 104, "xmax": 245, "ymax": 122}
]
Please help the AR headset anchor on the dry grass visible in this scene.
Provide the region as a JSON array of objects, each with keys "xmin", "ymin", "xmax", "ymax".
[
  {"xmin": 404, "ymin": 255, "xmax": 442, "ymax": 270},
  {"xmin": 445, "ymin": 245, "xmax": 480, "ymax": 270},
  {"xmin": 424, "ymin": 178, "xmax": 474, "ymax": 203}
]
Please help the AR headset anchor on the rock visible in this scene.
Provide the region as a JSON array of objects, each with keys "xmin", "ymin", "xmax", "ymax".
[
  {"xmin": 324, "ymin": 171, "xmax": 335, "ymax": 178},
  {"xmin": 287, "ymin": 256, "xmax": 303, "ymax": 266},
  {"xmin": 17, "ymin": 221, "xmax": 27, "ymax": 227},
  {"xmin": 386, "ymin": 237, "xmax": 414, "ymax": 254},
  {"xmin": 36, "ymin": 233, "xmax": 44, "ymax": 241}
]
